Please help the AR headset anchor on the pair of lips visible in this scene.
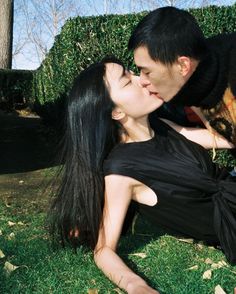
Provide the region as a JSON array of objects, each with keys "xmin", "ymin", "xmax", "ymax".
[
  {"xmin": 149, "ymin": 91, "xmax": 158, "ymax": 95},
  {"xmin": 149, "ymin": 91, "xmax": 162, "ymax": 100}
]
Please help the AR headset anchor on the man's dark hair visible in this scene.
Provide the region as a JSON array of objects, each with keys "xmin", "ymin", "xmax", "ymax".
[{"xmin": 128, "ymin": 6, "xmax": 208, "ymax": 64}]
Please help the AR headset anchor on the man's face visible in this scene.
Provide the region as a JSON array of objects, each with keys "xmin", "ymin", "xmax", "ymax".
[{"xmin": 134, "ymin": 46, "xmax": 186, "ymax": 102}]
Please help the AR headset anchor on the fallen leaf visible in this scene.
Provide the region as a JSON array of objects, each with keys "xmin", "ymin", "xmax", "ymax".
[
  {"xmin": 205, "ymin": 258, "xmax": 213, "ymax": 264},
  {"xmin": 8, "ymin": 221, "xmax": 16, "ymax": 227},
  {"xmin": 197, "ymin": 244, "xmax": 204, "ymax": 250},
  {"xmin": 177, "ymin": 238, "xmax": 194, "ymax": 244},
  {"xmin": 17, "ymin": 221, "xmax": 25, "ymax": 226},
  {"xmin": 4, "ymin": 261, "xmax": 19, "ymax": 275},
  {"xmin": 87, "ymin": 289, "xmax": 98, "ymax": 294},
  {"xmin": 129, "ymin": 252, "xmax": 147, "ymax": 259},
  {"xmin": 0, "ymin": 229, "xmax": 2, "ymax": 236},
  {"xmin": 215, "ymin": 285, "xmax": 227, "ymax": 294},
  {"xmin": 203, "ymin": 269, "xmax": 212, "ymax": 280},
  {"xmin": 211, "ymin": 261, "xmax": 228, "ymax": 269},
  {"xmin": 7, "ymin": 233, "xmax": 15, "ymax": 240},
  {"xmin": 0, "ymin": 250, "xmax": 5, "ymax": 259},
  {"xmin": 5, "ymin": 201, "xmax": 11, "ymax": 208},
  {"xmin": 187, "ymin": 265, "xmax": 198, "ymax": 270}
]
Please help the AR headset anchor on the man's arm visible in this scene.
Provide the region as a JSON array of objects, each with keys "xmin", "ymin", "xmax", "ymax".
[{"xmin": 161, "ymin": 117, "xmax": 234, "ymax": 149}]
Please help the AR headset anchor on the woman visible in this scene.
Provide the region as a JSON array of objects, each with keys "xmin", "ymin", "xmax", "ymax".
[{"xmin": 50, "ymin": 57, "xmax": 235, "ymax": 294}]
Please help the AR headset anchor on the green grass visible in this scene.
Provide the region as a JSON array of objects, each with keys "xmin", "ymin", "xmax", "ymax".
[{"xmin": 0, "ymin": 169, "xmax": 236, "ymax": 294}]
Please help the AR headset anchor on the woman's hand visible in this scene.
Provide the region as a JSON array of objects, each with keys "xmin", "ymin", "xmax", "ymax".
[
  {"xmin": 95, "ymin": 175, "xmax": 160, "ymax": 294},
  {"xmin": 127, "ymin": 282, "xmax": 160, "ymax": 294}
]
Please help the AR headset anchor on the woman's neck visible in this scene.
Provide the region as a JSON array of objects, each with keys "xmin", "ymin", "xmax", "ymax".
[{"xmin": 120, "ymin": 117, "xmax": 154, "ymax": 143}]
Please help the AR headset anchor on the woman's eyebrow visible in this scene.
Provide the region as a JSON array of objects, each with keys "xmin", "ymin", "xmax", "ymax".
[{"xmin": 119, "ymin": 66, "xmax": 126, "ymax": 81}]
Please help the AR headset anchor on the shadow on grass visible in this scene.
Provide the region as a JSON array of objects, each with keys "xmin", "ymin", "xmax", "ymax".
[
  {"xmin": 0, "ymin": 110, "xmax": 60, "ymax": 174},
  {"xmin": 118, "ymin": 215, "xmax": 168, "ymax": 293}
]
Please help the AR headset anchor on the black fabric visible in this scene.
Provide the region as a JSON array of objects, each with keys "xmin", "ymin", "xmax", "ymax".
[
  {"xmin": 154, "ymin": 103, "xmax": 192, "ymax": 126},
  {"xmin": 103, "ymin": 117, "xmax": 236, "ymax": 265},
  {"xmin": 169, "ymin": 32, "xmax": 236, "ymax": 108}
]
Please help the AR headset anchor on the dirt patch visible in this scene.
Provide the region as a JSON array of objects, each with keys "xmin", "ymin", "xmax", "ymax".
[
  {"xmin": 0, "ymin": 169, "xmax": 57, "ymax": 212},
  {"xmin": 0, "ymin": 110, "xmax": 59, "ymax": 174},
  {"xmin": 0, "ymin": 110, "xmax": 60, "ymax": 212}
]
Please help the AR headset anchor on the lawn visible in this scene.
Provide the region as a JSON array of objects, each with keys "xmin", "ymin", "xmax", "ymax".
[{"xmin": 0, "ymin": 168, "xmax": 235, "ymax": 294}]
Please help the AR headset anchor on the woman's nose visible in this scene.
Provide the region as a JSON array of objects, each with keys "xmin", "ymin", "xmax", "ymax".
[{"xmin": 131, "ymin": 74, "xmax": 142, "ymax": 86}]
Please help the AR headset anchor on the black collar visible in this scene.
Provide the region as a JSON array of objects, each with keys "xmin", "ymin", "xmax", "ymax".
[{"xmin": 169, "ymin": 51, "xmax": 228, "ymax": 108}]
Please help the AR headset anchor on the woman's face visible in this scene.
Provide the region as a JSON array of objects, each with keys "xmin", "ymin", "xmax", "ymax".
[{"xmin": 105, "ymin": 63, "xmax": 164, "ymax": 120}]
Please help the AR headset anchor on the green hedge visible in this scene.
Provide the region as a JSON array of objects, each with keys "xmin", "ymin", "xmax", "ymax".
[
  {"xmin": 33, "ymin": 3, "xmax": 236, "ymax": 113},
  {"xmin": 32, "ymin": 13, "xmax": 141, "ymax": 122},
  {"xmin": 32, "ymin": 4, "xmax": 236, "ymax": 166},
  {"xmin": 189, "ymin": 4, "xmax": 236, "ymax": 36},
  {"xmin": 0, "ymin": 69, "xmax": 33, "ymax": 110}
]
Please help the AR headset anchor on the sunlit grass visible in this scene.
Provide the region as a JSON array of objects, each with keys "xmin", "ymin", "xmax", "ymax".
[{"xmin": 0, "ymin": 169, "xmax": 235, "ymax": 294}]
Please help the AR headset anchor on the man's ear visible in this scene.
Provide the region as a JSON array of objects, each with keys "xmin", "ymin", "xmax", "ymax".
[
  {"xmin": 112, "ymin": 108, "xmax": 125, "ymax": 120},
  {"xmin": 177, "ymin": 56, "xmax": 192, "ymax": 77}
]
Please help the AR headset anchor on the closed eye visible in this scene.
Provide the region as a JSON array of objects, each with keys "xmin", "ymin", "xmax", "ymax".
[
  {"xmin": 121, "ymin": 69, "xmax": 133, "ymax": 87},
  {"xmin": 137, "ymin": 66, "xmax": 150, "ymax": 76},
  {"xmin": 125, "ymin": 80, "xmax": 131, "ymax": 86}
]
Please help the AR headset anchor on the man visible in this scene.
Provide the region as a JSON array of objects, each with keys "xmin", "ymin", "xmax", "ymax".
[{"xmin": 128, "ymin": 6, "xmax": 236, "ymax": 145}]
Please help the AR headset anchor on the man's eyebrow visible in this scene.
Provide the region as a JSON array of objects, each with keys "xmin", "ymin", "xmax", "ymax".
[{"xmin": 137, "ymin": 66, "xmax": 148, "ymax": 71}]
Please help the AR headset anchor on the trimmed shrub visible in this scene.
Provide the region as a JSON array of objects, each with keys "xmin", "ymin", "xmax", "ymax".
[
  {"xmin": 32, "ymin": 4, "xmax": 236, "ymax": 165},
  {"xmin": 32, "ymin": 13, "xmax": 141, "ymax": 121},
  {"xmin": 33, "ymin": 4, "xmax": 236, "ymax": 114}
]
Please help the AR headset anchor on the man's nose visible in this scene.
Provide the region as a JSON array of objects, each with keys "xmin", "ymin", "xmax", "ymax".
[{"xmin": 139, "ymin": 72, "xmax": 151, "ymax": 87}]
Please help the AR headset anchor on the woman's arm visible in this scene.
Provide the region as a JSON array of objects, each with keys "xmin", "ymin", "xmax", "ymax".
[
  {"xmin": 161, "ymin": 118, "xmax": 234, "ymax": 149},
  {"xmin": 94, "ymin": 174, "xmax": 159, "ymax": 294}
]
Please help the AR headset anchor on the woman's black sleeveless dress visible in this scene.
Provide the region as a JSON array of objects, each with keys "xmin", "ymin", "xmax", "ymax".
[{"xmin": 103, "ymin": 117, "xmax": 236, "ymax": 265}]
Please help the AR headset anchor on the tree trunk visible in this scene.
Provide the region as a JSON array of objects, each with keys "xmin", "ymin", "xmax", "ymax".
[{"xmin": 0, "ymin": 0, "xmax": 14, "ymax": 69}]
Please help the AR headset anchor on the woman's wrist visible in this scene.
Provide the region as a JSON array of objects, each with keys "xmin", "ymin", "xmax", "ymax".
[{"xmin": 126, "ymin": 276, "xmax": 148, "ymax": 292}]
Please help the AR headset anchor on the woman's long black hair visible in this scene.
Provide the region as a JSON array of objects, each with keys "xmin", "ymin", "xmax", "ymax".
[{"xmin": 49, "ymin": 57, "xmax": 122, "ymax": 249}]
